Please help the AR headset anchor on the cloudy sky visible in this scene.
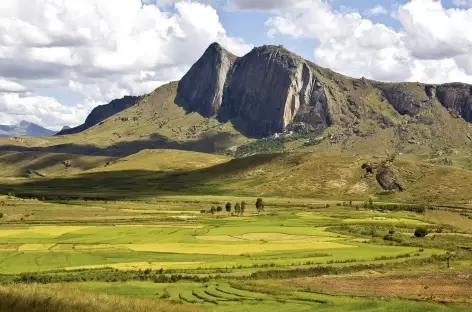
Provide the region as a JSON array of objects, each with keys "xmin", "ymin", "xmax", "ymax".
[{"xmin": 1, "ymin": 0, "xmax": 472, "ymax": 129}]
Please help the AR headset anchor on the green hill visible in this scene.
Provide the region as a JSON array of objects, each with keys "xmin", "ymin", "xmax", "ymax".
[{"xmin": 2, "ymin": 150, "xmax": 472, "ymax": 204}]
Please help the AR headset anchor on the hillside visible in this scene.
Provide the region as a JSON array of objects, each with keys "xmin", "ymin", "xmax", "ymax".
[
  {"xmin": 2, "ymin": 149, "xmax": 472, "ymax": 204},
  {"xmin": 0, "ymin": 121, "xmax": 56, "ymax": 137},
  {"xmin": 0, "ymin": 43, "xmax": 472, "ymax": 160},
  {"xmin": 56, "ymin": 96, "xmax": 142, "ymax": 136},
  {"xmin": 0, "ymin": 151, "xmax": 115, "ymax": 177}
]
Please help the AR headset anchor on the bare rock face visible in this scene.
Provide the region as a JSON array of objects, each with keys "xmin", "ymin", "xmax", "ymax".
[
  {"xmin": 176, "ymin": 43, "xmax": 237, "ymax": 117},
  {"xmin": 436, "ymin": 83, "xmax": 472, "ymax": 122},
  {"xmin": 220, "ymin": 46, "xmax": 331, "ymax": 136},
  {"xmin": 361, "ymin": 162, "xmax": 403, "ymax": 192},
  {"xmin": 425, "ymin": 85, "xmax": 436, "ymax": 99},
  {"xmin": 375, "ymin": 83, "xmax": 431, "ymax": 116},
  {"xmin": 177, "ymin": 44, "xmax": 333, "ymax": 137}
]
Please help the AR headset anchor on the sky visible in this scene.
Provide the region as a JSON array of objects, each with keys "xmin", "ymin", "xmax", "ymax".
[{"xmin": 1, "ymin": 0, "xmax": 472, "ymax": 130}]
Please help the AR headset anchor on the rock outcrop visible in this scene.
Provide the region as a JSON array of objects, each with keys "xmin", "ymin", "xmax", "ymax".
[
  {"xmin": 177, "ymin": 43, "xmax": 333, "ymax": 137},
  {"xmin": 362, "ymin": 162, "xmax": 403, "ymax": 192},
  {"xmin": 176, "ymin": 43, "xmax": 237, "ymax": 117},
  {"xmin": 176, "ymin": 42, "xmax": 472, "ymax": 140},
  {"xmin": 436, "ymin": 83, "xmax": 472, "ymax": 122},
  {"xmin": 56, "ymin": 95, "xmax": 141, "ymax": 136}
]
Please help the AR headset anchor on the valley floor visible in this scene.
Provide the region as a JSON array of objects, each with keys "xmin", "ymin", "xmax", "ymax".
[{"xmin": 1, "ymin": 194, "xmax": 472, "ymax": 311}]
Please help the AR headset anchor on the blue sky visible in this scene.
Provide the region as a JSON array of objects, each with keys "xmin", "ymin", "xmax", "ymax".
[{"xmin": 1, "ymin": 0, "xmax": 472, "ymax": 128}]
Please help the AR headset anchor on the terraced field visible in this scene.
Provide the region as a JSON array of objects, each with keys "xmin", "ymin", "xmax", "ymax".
[
  {"xmin": 0, "ymin": 207, "xmax": 441, "ymax": 274},
  {"xmin": 1, "ymin": 194, "xmax": 471, "ymax": 311},
  {"xmin": 78, "ymin": 281, "xmax": 472, "ymax": 312}
]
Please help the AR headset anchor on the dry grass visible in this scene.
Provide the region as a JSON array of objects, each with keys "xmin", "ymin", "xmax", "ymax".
[
  {"xmin": 283, "ymin": 273, "xmax": 472, "ymax": 303},
  {"xmin": 0, "ymin": 284, "xmax": 206, "ymax": 312}
]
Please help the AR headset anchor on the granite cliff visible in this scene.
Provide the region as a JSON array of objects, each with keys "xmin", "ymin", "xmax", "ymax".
[{"xmin": 176, "ymin": 43, "xmax": 472, "ymax": 141}]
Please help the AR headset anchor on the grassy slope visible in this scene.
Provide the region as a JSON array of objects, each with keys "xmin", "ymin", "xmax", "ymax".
[
  {"xmin": 0, "ymin": 82, "xmax": 249, "ymax": 156},
  {"xmin": 0, "ymin": 284, "xmax": 204, "ymax": 312},
  {"xmin": 0, "ymin": 151, "xmax": 115, "ymax": 177},
  {"xmin": 3, "ymin": 150, "xmax": 472, "ymax": 203}
]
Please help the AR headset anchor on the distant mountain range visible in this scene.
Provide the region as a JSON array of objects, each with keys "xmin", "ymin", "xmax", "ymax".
[{"xmin": 0, "ymin": 121, "xmax": 57, "ymax": 137}]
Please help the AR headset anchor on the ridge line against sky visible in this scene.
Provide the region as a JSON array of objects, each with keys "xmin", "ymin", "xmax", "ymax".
[{"xmin": 0, "ymin": 0, "xmax": 472, "ymax": 129}]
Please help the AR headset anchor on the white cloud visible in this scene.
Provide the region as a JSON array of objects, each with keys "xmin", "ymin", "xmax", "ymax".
[
  {"xmin": 227, "ymin": 0, "xmax": 294, "ymax": 11},
  {"xmin": 263, "ymin": 0, "xmax": 472, "ymax": 84},
  {"xmin": 0, "ymin": 0, "xmax": 251, "ymax": 128},
  {"xmin": 364, "ymin": 5, "xmax": 388, "ymax": 17},
  {"xmin": 0, "ymin": 79, "xmax": 26, "ymax": 93}
]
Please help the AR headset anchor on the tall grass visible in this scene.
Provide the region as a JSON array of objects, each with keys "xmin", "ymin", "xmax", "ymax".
[{"xmin": 0, "ymin": 284, "xmax": 206, "ymax": 312}]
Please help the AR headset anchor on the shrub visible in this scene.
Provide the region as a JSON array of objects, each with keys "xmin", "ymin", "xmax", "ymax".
[
  {"xmin": 414, "ymin": 228, "xmax": 428, "ymax": 238},
  {"xmin": 256, "ymin": 198, "xmax": 264, "ymax": 213},
  {"xmin": 216, "ymin": 206, "xmax": 223, "ymax": 212},
  {"xmin": 0, "ymin": 213, "xmax": 3, "ymax": 219},
  {"xmin": 234, "ymin": 203, "xmax": 241, "ymax": 215},
  {"xmin": 225, "ymin": 202, "xmax": 232, "ymax": 214},
  {"xmin": 241, "ymin": 201, "xmax": 246, "ymax": 215},
  {"xmin": 210, "ymin": 207, "xmax": 216, "ymax": 214}
]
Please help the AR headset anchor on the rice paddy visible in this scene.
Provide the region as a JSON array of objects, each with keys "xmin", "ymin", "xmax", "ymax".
[{"xmin": 0, "ymin": 194, "xmax": 469, "ymax": 311}]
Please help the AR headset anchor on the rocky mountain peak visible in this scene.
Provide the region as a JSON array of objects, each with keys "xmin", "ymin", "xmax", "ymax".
[{"xmin": 177, "ymin": 42, "xmax": 331, "ymax": 137}]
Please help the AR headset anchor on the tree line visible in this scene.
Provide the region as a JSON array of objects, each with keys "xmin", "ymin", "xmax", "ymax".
[{"xmin": 201, "ymin": 198, "xmax": 265, "ymax": 215}]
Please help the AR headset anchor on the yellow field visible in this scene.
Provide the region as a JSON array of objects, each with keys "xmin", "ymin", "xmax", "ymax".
[
  {"xmin": 0, "ymin": 226, "xmax": 88, "ymax": 238},
  {"xmin": 17, "ymin": 244, "xmax": 56, "ymax": 251},
  {"xmin": 120, "ymin": 209, "xmax": 201, "ymax": 214},
  {"xmin": 125, "ymin": 241, "xmax": 354, "ymax": 255},
  {"xmin": 64, "ymin": 261, "xmax": 204, "ymax": 271}
]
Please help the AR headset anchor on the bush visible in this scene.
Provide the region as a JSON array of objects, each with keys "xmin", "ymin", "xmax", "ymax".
[
  {"xmin": 0, "ymin": 213, "xmax": 3, "ymax": 219},
  {"xmin": 216, "ymin": 206, "xmax": 223, "ymax": 212},
  {"xmin": 414, "ymin": 228, "xmax": 428, "ymax": 238},
  {"xmin": 225, "ymin": 202, "xmax": 232, "ymax": 213},
  {"xmin": 256, "ymin": 198, "xmax": 264, "ymax": 213}
]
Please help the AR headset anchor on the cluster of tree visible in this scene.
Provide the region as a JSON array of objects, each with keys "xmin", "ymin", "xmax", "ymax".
[
  {"xmin": 361, "ymin": 198, "xmax": 427, "ymax": 213},
  {"xmin": 201, "ymin": 198, "xmax": 266, "ymax": 216}
]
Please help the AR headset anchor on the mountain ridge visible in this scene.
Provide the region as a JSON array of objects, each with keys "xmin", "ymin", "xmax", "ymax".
[
  {"xmin": 56, "ymin": 95, "xmax": 142, "ymax": 136},
  {"xmin": 176, "ymin": 42, "xmax": 472, "ymax": 140},
  {"xmin": 4, "ymin": 43, "xmax": 472, "ymax": 158},
  {"xmin": 0, "ymin": 121, "xmax": 56, "ymax": 137}
]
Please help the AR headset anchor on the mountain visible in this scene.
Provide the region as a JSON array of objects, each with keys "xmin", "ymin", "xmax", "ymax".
[
  {"xmin": 56, "ymin": 95, "xmax": 142, "ymax": 136},
  {"xmin": 61, "ymin": 126, "xmax": 71, "ymax": 131},
  {"xmin": 0, "ymin": 121, "xmax": 56, "ymax": 137},
  {"xmin": 3, "ymin": 43, "xmax": 472, "ymax": 158},
  {"xmin": 177, "ymin": 43, "xmax": 472, "ymax": 142}
]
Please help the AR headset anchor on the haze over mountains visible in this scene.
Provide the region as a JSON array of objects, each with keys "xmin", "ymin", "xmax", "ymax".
[{"xmin": 0, "ymin": 121, "xmax": 56, "ymax": 137}]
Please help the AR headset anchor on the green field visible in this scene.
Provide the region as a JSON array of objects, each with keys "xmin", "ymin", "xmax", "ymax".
[
  {"xmin": 0, "ymin": 204, "xmax": 441, "ymax": 274},
  {"xmin": 1, "ymin": 192, "xmax": 472, "ymax": 311}
]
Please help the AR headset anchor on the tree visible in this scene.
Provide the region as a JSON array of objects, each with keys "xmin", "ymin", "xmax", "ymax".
[
  {"xmin": 234, "ymin": 203, "xmax": 241, "ymax": 215},
  {"xmin": 225, "ymin": 202, "xmax": 232, "ymax": 214},
  {"xmin": 210, "ymin": 207, "xmax": 216, "ymax": 214},
  {"xmin": 414, "ymin": 228, "xmax": 428, "ymax": 238},
  {"xmin": 256, "ymin": 198, "xmax": 264, "ymax": 213},
  {"xmin": 368, "ymin": 198, "xmax": 374, "ymax": 209},
  {"xmin": 216, "ymin": 206, "xmax": 223, "ymax": 212},
  {"xmin": 241, "ymin": 201, "xmax": 246, "ymax": 216}
]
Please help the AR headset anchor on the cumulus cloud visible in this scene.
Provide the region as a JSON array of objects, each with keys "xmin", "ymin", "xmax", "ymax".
[
  {"xmin": 263, "ymin": 0, "xmax": 472, "ymax": 84},
  {"xmin": 364, "ymin": 5, "xmax": 388, "ymax": 17},
  {"xmin": 0, "ymin": 0, "xmax": 251, "ymax": 128}
]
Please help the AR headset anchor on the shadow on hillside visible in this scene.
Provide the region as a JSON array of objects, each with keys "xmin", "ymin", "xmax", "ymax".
[
  {"xmin": 0, "ymin": 153, "xmax": 285, "ymax": 199},
  {"xmin": 0, "ymin": 132, "xmax": 239, "ymax": 159}
]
